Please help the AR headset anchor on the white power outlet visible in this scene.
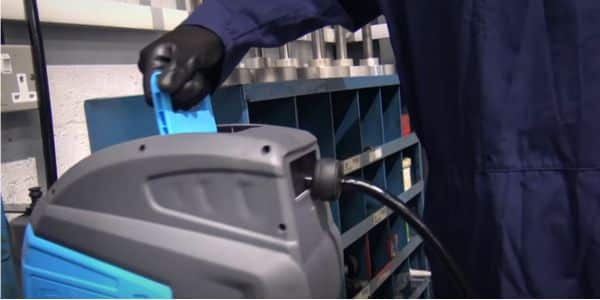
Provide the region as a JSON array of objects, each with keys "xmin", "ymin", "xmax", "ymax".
[{"xmin": 11, "ymin": 73, "xmax": 37, "ymax": 103}]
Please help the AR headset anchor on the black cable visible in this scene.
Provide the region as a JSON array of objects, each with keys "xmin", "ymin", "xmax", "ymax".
[
  {"xmin": 1, "ymin": 22, "xmax": 6, "ymax": 44},
  {"xmin": 340, "ymin": 177, "xmax": 475, "ymax": 298},
  {"xmin": 24, "ymin": 0, "xmax": 58, "ymax": 186}
]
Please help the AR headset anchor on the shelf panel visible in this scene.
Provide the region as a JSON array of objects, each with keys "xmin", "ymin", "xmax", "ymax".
[
  {"xmin": 368, "ymin": 222, "xmax": 391, "ymax": 279},
  {"xmin": 353, "ymin": 236, "xmax": 423, "ymax": 299},
  {"xmin": 363, "ymin": 161, "xmax": 386, "ymax": 213},
  {"xmin": 341, "ymin": 133, "xmax": 419, "ymax": 175},
  {"xmin": 332, "ymin": 91, "xmax": 362, "ymax": 161},
  {"xmin": 341, "ymin": 181, "xmax": 423, "ymax": 248},
  {"xmin": 241, "ymin": 76, "xmax": 399, "ymax": 103},
  {"xmin": 339, "ymin": 170, "xmax": 366, "ymax": 232},
  {"xmin": 408, "ymin": 278, "xmax": 431, "ymax": 299},
  {"xmin": 381, "ymin": 86, "xmax": 402, "ymax": 143},
  {"xmin": 248, "ymin": 97, "xmax": 298, "ymax": 127},
  {"xmin": 297, "ymin": 93, "xmax": 336, "ymax": 158}
]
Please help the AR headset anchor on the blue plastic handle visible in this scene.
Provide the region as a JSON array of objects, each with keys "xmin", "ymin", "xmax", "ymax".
[{"xmin": 150, "ymin": 71, "xmax": 217, "ymax": 135}]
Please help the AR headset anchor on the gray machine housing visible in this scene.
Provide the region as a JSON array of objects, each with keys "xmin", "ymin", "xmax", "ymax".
[{"xmin": 31, "ymin": 124, "xmax": 343, "ymax": 298}]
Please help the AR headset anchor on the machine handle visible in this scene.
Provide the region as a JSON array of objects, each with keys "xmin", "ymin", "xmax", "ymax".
[{"xmin": 150, "ymin": 71, "xmax": 217, "ymax": 135}]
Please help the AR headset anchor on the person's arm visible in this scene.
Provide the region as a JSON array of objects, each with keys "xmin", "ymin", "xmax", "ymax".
[
  {"xmin": 139, "ymin": 0, "xmax": 380, "ymax": 110},
  {"xmin": 185, "ymin": 0, "xmax": 381, "ymax": 83}
]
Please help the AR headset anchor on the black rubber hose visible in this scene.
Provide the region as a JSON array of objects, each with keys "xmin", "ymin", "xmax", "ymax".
[{"xmin": 340, "ymin": 177, "xmax": 475, "ymax": 298}]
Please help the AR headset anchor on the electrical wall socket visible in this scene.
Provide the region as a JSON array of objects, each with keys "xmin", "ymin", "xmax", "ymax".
[{"xmin": 1, "ymin": 45, "xmax": 38, "ymax": 113}]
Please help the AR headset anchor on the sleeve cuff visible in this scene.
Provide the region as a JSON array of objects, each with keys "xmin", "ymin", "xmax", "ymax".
[{"xmin": 183, "ymin": 1, "xmax": 246, "ymax": 84}]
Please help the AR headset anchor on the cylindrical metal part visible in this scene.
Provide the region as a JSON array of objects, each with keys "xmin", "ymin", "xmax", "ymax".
[
  {"xmin": 335, "ymin": 26, "xmax": 348, "ymax": 59},
  {"xmin": 360, "ymin": 57, "xmax": 380, "ymax": 66},
  {"xmin": 279, "ymin": 44, "xmax": 290, "ymax": 59},
  {"xmin": 333, "ymin": 58, "xmax": 353, "ymax": 67},
  {"xmin": 245, "ymin": 57, "xmax": 266, "ymax": 69},
  {"xmin": 187, "ymin": 0, "xmax": 202, "ymax": 9},
  {"xmin": 362, "ymin": 24, "xmax": 374, "ymax": 58},
  {"xmin": 249, "ymin": 47, "xmax": 262, "ymax": 58},
  {"xmin": 25, "ymin": 0, "xmax": 58, "ymax": 186},
  {"xmin": 311, "ymin": 29, "xmax": 326, "ymax": 59},
  {"xmin": 350, "ymin": 64, "xmax": 385, "ymax": 77},
  {"xmin": 275, "ymin": 58, "xmax": 299, "ymax": 68},
  {"xmin": 254, "ymin": 67, "xmax": 298, "ymax": 83},
  {"xmin": 245, "ymin": 47, "xmax": 275, "ymax": 69},
  {"xmin": 222, "ymin": 66, "xmax": 253, "ymax": 86},
  {"xmin": 308, "ymin": 58, "xmax": 332, "ymax": 67},
  {"xmin": 297, "ymin": 65, "xmax": 350, "ymax": 80},
  {"xmin": 383, "ymin": 64, "xmax": 396, "ymax": 75}
]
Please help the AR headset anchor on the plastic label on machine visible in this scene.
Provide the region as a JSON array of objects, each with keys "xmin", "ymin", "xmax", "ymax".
[{"xmin": 150, "ymin": 71, "xmax": 217, "ymax": 135}]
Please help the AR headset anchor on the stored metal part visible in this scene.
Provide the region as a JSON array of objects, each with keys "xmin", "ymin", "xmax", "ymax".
[
  {"xmin": 383, "ymin": 64, "xmax": 396, "ymax": 75},
  {"xmin": 1, "ymin": 45, "xmax": 38, "ymax": 112},
  {"xmin": 309, "ymin": 29, "xmax": 332, "ymax": 67},
  {"xmin": 275, "ymin": 44, "xmax": 299, "ymax": 67},
  {"xmin": 253, "ymin": 44, "xmax": 299, "ymax": 83},
  {"xmin": 187, "ymin": 0, "xmax": 202, "ymax": 8},
  {"xmin": 362, "ymin": 24, "xmax": 374, "ymax": 59},
  {"xmin": 275, "ymin": 58, "xmax": 299, "ymax": 68},
  {"xmin": 297, "ymin": 66, "xmax": 322, "ymax": 79},
  {"xmin": 335, "ymin": 26, "xmax": 348, "ymax": 60},
  {"xmin": 297, "ymin": 64, "xmax": 349, "ymax": 80},
  {"xmin": 245, "ymin": 48, "xmax": 274, "ymax": 83},
  {"xmin": 351, "ymin": 23, "xmax": 385, "ymax": 77},
  {"xmin": 254, "ymin": 66, "xmax": 297, "ymax": 83},
  {"xmin": 333, "ymin": 58, "xmax": 353, "ymax": 67},
  {"xmin": 311, "ymin": 29, "xmax": 326, "ymax": 59},
  {"xmin": 300, "ymin": 28, "xmax": 349, "ymax": 79},
  {"xmin": 245, "ymin": 57, "xmax": 268, "ymax": 69},
  {"xmin": 308, "ymin": 58, "xmax": 332, "ymax": 67},
  {"xmin": 255, "ymin": 47, "xmax": 264, "ymax": 57},
  {"xmin": 279, "ymin": 44, "xmax": 291, "ymax": 59},
  {"xmin": 349, "ymin": 65, "xmax": 382, "ymax": 77},
  {"xmin": 222, "ymin": 65, "xmax": 253, "ymax": 86},
  {"xmin": 357, "ymin": 57, "xmax": 384, "ymax": 75},
  {"xmin": 298, "ymin": 29, "xmax": 340, "ymax": 79},
  {"xmin": 333, "ymin": 26, "xmax": 354, "ymax": 68},
  {"xmin": 263, "ymin": 58, "xmax": 275, "ymax": 68},
  {"xmin": 245, "ymin": 48, "xmax": 274, "ymax": 69},
  {"xmin": 359, "ymin": 57, "xmax": 380, "ymax": 66},
  {"xmin": 308, "ymin": 29, "xmax": 331, "ymax": 68}
]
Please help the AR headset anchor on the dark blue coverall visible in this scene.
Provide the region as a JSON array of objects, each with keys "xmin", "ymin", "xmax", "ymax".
[{"xmin": 184, "ymin": 1, "xmax": 600, "ymax": 297}]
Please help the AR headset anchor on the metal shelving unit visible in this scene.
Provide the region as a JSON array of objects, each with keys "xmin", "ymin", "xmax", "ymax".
[{"xmin": 84, "ymin": 75, "xmax": 430, "ymax": 298}]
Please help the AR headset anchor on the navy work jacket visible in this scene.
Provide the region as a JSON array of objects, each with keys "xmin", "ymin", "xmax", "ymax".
[{"xmin": 185, "ymin": 1, "xmax": 600, "ymax": 297}]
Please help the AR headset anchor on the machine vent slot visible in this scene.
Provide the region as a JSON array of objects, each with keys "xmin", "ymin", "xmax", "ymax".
[
  {"xmin": 217, "ymin": 125, "xmax": 259, "ymax": 133},
  {"xmin": 290, "ymin": 151, "xmax": 316, "ymax": 197}
]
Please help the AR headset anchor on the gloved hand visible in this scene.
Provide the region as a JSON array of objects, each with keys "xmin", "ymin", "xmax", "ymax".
[{"xmin": 138, "ymin": 25, "xmax": 224, "ymax": 110}]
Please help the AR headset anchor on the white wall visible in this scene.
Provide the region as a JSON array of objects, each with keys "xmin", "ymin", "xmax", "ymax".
[
  {"xmin": 1, "ymin": 0, "xmax": 172, "ymax": 207},
  {"xmin": 48, "ymin": 65, "xmax": 143, "ymax": 175},
  {"xmin": 2, "ymin": 64, "xmax": 144, "ymax": 206}
]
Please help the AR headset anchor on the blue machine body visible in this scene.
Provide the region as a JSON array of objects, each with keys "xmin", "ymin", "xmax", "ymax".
[
  {"xmin": 2, "ymin": 201, "xmax": 21, "ymax": 298},
  {"xmin": 21, "ymin": 225, "xmax": 172, "ymax": 298}
]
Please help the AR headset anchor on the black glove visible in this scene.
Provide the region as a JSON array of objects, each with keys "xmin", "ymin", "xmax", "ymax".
[{"xmin": 138, "ymin": 25, "xmax": 224, "ymax": 110}]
